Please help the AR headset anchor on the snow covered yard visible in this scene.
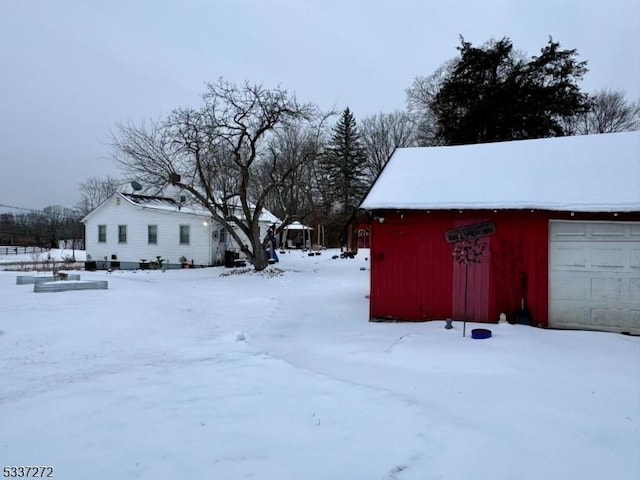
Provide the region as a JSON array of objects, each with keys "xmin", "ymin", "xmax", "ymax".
[{"xmin": 0, "ymin": 249, "xmax": 638, "ymax": 480}]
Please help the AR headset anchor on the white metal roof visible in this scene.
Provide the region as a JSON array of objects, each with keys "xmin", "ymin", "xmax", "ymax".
[
  {"xmin": 81, "ymin": 192, "xmax": 282, "ymax": 224},
  {"xmin": 360, "ymin": 131, "xmax": 640, "ymax": 212},
  {"xmin": 121, "ymin": 193, "xmax": 282, "ymax": 224}
]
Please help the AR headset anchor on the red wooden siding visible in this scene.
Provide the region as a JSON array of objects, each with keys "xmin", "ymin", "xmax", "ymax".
[
  {"xmin": 485, "ymin": 211, "xmax": 549, "ymax": 325},
  {"xmin": 368, "ymin": 210, "xmax": 640, "ymax": 326},
  {"xmin": 370, "ymin": 213, "xmax": 453, "ymax": 320}
]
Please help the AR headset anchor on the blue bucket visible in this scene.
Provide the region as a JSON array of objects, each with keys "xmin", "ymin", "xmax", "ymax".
[{"xmin": 471, "ymin": 328, "xmax": 492, "ymax": 339}]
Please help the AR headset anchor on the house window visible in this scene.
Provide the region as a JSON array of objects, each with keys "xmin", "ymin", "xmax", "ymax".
[
  {"xmin": 98, "ymin": 225, "xmax": 106, "ymax": 243},
  {"xmin": 118, "ymin": 225, "xmax": 127, "ymax": 244},
  {"xmin": 148, "ymin": 225, "xmax": 158, "ymax": 244},
  {"xmin": 219, "ymin": 228, "xmax": 226, "ymax": 243},
  {"xmin": 179, "ymin": 225, "xmax": 190, "ymax": 245}
]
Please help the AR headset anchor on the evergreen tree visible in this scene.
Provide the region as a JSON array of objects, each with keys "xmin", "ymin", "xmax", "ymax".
[
  {"xmin": 321, "ymin": 107, "xmax": 369, "ymax": 214},
  {"xmin": 430, "ymin": 37, "xmax": 590, "ymax": 145}
]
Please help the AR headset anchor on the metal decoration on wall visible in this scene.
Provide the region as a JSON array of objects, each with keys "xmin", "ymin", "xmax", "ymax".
[{"xmin": 445, "ymin": 222, "xmax": 495, "ymax": 243}]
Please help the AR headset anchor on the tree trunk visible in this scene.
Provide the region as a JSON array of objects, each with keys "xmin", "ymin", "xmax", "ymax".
[
  {"xmin": 253, "ymin": 248, "xmax": 269, "ymax": 271},
  {"xmin": 248, "ymin": 224, "xmax": 269, "ymax": 271}
]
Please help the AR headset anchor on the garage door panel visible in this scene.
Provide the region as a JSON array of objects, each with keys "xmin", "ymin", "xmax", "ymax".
[
  {"xmin": 552, "ymin": 245, "xmax": 588, "ymax": 268},
  {"xmin": 592, "ymin": 223, "xmax": 626, "ymax": 237},
  {"xmin": 554, "ymin": 274, "xmax": 588, "ymax": 300},
  {"xmin": 591, "ymin": 308, "xmax": 624, "ymax": 327},
  {"xmin": 552, "ymin": 305, "xmax": 590, "ymax": 325},
  {"xmin": 591, "ymin": 247, "xmax": 624, "ymax": 268},
  {"xmin": 550, "ymin": 221, "xmax": 640, "ymax": 334},
  {"xmin": 630, "ymin": 278, "xmax": 640, "ymax": 300},
  {"xmin": 592, "ymin": 277, "xmax": 623, "ymax": 299},
  {"xmin": 552, "ymin": 222, "xmax": 588, "ymax": 237}
]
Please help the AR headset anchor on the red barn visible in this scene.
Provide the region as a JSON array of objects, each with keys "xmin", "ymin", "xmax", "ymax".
[
  {"xmin": 356, "ymin": 223, "xmax": 370, "ymax": 249},
  {"xmin": 359, "ymin": 131, "xmax": 640, "ymax": 334}
]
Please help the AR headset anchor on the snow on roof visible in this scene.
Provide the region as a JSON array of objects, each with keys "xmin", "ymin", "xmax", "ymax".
[
  {"xmin": 259, "ymin": 208, "xmax": 281, "ymax": 226},
  {"xmin": 360, "ymin": 131, "xmax": 640, "ymax": 212},
  {"xmin": 121, "ymin": 193, "xmax": 282, "ymax": 224},
  {"xmin": 284, "ymin": 221, "xmax": 313, "ymax": 230},
  {"xmin": 121, "ymin": 193, "xmax": 209, "ymax": 216}
]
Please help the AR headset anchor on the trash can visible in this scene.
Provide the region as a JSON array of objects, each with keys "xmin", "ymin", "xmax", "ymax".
[
  {"xmin": 85, "ymin": 260, "xmax": 97, "ymax": 271},
  {"xmin": 224, "ymin": 250, "xmax": 236, "ymax": 268}
]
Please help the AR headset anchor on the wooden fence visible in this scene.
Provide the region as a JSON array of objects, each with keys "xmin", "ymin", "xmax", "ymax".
[{"xmin": 0, "ymin": 246, "xmax": 50, "ymax": 256}]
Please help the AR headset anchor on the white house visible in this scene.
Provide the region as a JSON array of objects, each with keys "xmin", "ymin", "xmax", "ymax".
[{"xmin": 81, "ymin": 192, "xmax": 281, "ymax": 270}]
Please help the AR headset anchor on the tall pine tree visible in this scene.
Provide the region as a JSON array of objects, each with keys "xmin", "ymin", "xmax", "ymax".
[
  {"xmin": 429, "ymin": 37, "xmax": 590, "ymax": 145},
  {"xmin": 321, "ymin": 107, "xmax": 368, "ymax": 214}
]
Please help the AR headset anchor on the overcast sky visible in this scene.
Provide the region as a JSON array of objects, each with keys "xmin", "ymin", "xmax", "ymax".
[{"xmin": 1, "ymin": 0, "xmax": 639, "ymax": 211}]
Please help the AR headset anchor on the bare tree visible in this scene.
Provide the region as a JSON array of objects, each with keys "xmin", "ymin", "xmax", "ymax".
[
  {"xmin": 40, "ymin": 205, "xmax": 83, "ymax": 249},
  {"xmin": 360, "ymin": 110, "xmax": 415, "ymax": 180},
  {"xmin": 41, "ymin": 206, "xmax": 65, "ymax": 248},
  {"xmin": 259, "ymin": 110, "xmax": 335, "ymax": 226},
  {"xmin": 12, "ymin": 212, "xmax": 40, "ymax": 245},
  {"xmin": 572, "ymin": 89, "xmax": 640, "ymax": 134},
  {"xmin": 77, "ymin": 175, "xmax": 122, "ymax": 215},
  {"xmin": 406, "ymin": 60, "xmax": 456, "ymax": 146},
  {"xmin": 112, "ymin": 79, "xmax": 316, "ymax": 271},
  {"xmin": 259, "ymin": 124, "xmax": 319, "ymax": 222}
]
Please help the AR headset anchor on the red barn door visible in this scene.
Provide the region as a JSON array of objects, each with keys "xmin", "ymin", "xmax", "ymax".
[{"xmin": 451, "ymin": 222, "xmax": 491, "ymax": 322}]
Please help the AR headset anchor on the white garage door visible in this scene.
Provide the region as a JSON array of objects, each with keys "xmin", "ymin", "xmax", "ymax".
[{"xmin": 549, "ymin": 221, "xmax": 640, "ymax": 334}]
